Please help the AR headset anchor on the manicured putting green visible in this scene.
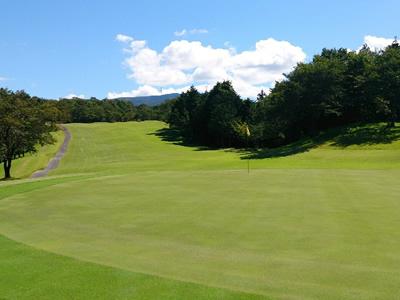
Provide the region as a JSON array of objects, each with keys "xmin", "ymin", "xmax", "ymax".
[{"xmin": 1, "ymin": 121, "xmax": 400, "ymax": 299}]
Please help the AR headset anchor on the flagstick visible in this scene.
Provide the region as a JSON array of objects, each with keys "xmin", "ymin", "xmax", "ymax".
[
  {"xmin": 246, "ymin": 128, "xmax": 250, "ymax": 174},
  {"xmin": 240, "ymin": 123, "xmax": 251, "ymax": 175}
]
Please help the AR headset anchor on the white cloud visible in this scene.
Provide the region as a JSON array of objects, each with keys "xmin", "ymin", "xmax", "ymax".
[
  {"xmin": 231, "ymin": 39, "xmax": 304, "ymax": 85},
  {"xmin": 174, "ymin": 28, "xmax": 208, "ymax": 37},
  {"xmin": 361, "ymin": 35, "xmax": 395, "ymax": 52},
  {"xmin": 0, "ymin": 76, "xmax": 8, "ymax": 81},
  {"xmin": 223, "ymin": 41, "xmax": 236, "ymax": 54},
  {"xmin": 174, "ymin": 29, "xmax": 187, "ymax": 37},
  {"xmin": 114, "ymin": 34, "xmax": 306, "ymax": 98},
  {"xmin": 63, "ymin": 93, "xmax": 85, "ymax": 99},
  {"xmin": 116, "ymin": 34, "xmax": 134, "ymax": 43}
]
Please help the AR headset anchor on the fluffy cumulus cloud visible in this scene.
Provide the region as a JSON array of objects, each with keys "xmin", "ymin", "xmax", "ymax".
[
  {"xmin": 63, "ymin": 93, "xmax": 86, "ymax": 99},
  {"xmin": 361, "ymin": 35, "xmax": 395, "ymax": 51},
  {"xmin": 110, "ymin": 34, "xmax": 306, "ymax": 99}
]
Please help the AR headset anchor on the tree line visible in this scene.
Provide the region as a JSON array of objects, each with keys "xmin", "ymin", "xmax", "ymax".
[
  {"xmin": 0, "ymin": 90, "xmax": 171, "ymax": 178},
  {"xmin": 53, "ymin": 98, "xmax": 172, "ymax": 123},
  {"xmin": 168, "ymin": 41, "xmax": 400, "ymax": 147}
]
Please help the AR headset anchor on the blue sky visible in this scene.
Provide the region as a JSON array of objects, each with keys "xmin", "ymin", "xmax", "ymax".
[{"xmin": 0, "ymin": 0, "xmax": 398, "ymax": 99}]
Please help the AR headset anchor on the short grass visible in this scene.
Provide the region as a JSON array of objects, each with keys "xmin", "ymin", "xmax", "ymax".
[
  {"xmin": 1, "ymin": 130, "xmax": 64, "ymax": 179},
  {"xmin": 1, "ymin": 121, "xmax": 400, "ymax": 299},
  {"xmin": 53, "ymin": 121, "xmax": 400, "ymax": 175},
  {"xmin": 0, "ymin": 234, "xmax": 264, "ymax": 300}
]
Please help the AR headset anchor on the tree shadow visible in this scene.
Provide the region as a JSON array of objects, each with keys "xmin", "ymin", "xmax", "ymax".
[
  {"xmin": 330, "ymin": 124, "xmax": 400, "ymax": 147},
  {"xmin": 148, "ymin": 128, "xmax": 213, "ymax": 151},
  {"xmin": 150, "ymin": 123, "xmax": 400, "ymax": 160},
  {"xmin": 149, "ymin": 127, "xmax": 184, "ymax": 145},
  {"xmin": 241, "ymin": 123, "xmax": 400, "ymax": 160},
  {"xmin": 237, "ymin": 138, "xmax": 322, "ymax": 160},
  {"xmin": 0, "ymin": 177, "xmax": 19, "ymax": 182}
]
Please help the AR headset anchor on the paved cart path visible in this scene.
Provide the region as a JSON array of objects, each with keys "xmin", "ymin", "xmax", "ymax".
[{"xmin": 31, "ymin": 126, "xmax": 71, "ymax": 178}]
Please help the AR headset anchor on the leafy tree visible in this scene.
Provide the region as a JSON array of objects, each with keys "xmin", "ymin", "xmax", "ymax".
[
  {"xmin": 341, "ymin": 46, "xmax": 378, "ymax": 122},
  {"xmin": 204, "ymin": 81, "xmax": 244, "ymax": 146},
  {"xmin": 375, "ymin": 40, "xmax": 400, "ymax": 127},
  {"xmin": 153, "ymin": 99, "xmax": 176, "ymax": 122},
  {"xmin": 0, "ymin": 89, "xmax": 57, "ymax": 179},
  {"xmin": 169, "ymin": 86, "xmax": 204, "ymax": 139},
  {"xmin": 135, "ymin": 104, "xmax": 155, "ymax": 121}
]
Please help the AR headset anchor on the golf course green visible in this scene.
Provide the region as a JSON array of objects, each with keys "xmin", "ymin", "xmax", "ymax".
[{"xmin": 1, "ymin": 121, "xmax": 400, "ymax": 299}]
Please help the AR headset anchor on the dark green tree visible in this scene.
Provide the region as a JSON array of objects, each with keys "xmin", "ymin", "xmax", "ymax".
[
  {"xmin": 169, "ymin": 86, "xmax": 204, "ymax": 139},
  {"xmin": 0, "ymin": 89, "xmax": 58, "ymax": 179},
  {"xmin": 375, "ymin": 40, "xmax": 400, "ymax": 127},
  {"xmin": 204, "ymin": 81, "xmax": 244, "ymax": 146}
]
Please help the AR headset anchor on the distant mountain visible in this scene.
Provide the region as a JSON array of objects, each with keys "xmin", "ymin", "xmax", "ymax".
[{"xmin": 119, "ymin": 93, "xmax": 180, "ymax": 106}]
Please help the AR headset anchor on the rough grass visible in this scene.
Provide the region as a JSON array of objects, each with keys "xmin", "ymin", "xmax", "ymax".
[
  {"xmin": 0, "ymin": 121, "xmax": 399, "ymax": 299},
  {"xmin": 1, "ymin": 130, "xmax": 64, "ymax": 179}
]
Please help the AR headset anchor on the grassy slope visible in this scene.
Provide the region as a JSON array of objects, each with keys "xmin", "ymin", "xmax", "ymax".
[
  {"xmin": 1, "ymin": 121, "xmax": 400, "ymax": 299},
  {"xmin": 1, "ymin": 130, "xmax": 64, "ymax": 179}
]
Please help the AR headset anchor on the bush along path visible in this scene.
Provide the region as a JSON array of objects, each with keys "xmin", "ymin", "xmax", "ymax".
[{"xmin": 31, "ymin": 125, "xmax": 71, "ymax": 178}]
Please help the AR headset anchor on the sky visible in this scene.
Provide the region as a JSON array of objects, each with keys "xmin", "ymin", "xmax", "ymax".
[{"xmin": 0, "ymin": 0, "xmax": 398, "ymax": 99}]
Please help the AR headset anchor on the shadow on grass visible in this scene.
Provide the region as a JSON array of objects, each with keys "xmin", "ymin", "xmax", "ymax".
[
  {"xmin": 148, "ymin": 128, "xmax": 214, "ymax": 151},
  {"xmin": 237, "ymin": 139, "xmax": 321, "ymax": 160},
  {"xmin": 149, "ymin": 127, "xmax": 183, "ymax": 145},
  {"xmin": 150, "ymin": 123, "xmax": 400, "ymax": 160},
  {"xmin": 0, "ymin": 177, "xmax": 19, "ymax": 182},
  {"xmin": 330, "ymin": 124, "xmax": 400, "ymax": 147},
  {"xmin": 241, "ymin": 123, "xmax": 400, "ymax": 160}
]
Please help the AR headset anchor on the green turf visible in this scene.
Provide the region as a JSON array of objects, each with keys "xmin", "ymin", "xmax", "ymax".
[
  {"xmin": 1, "ymin": 130, "xmax": 64, "ymax": 179},
  {"xmin": 0, "ymin": 235, "xmax": 265, "ymax": 300},
  {"xmin": 1, "ymin": 121, "xmax": 400, "ymax": 299},
  {"xmin": 51, "ymin": 122, "xmax": 400, "ymax": 175}
]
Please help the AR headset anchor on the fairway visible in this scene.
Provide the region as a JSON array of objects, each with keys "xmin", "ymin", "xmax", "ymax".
[{"xmin": 1, "ymin": 121, "xmax": 400, "ymax": 299}]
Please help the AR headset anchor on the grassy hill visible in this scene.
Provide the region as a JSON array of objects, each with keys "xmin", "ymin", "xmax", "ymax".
[{"xmin": 1, "ymin": 121, "xmax": 400, "ymax": 299}]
